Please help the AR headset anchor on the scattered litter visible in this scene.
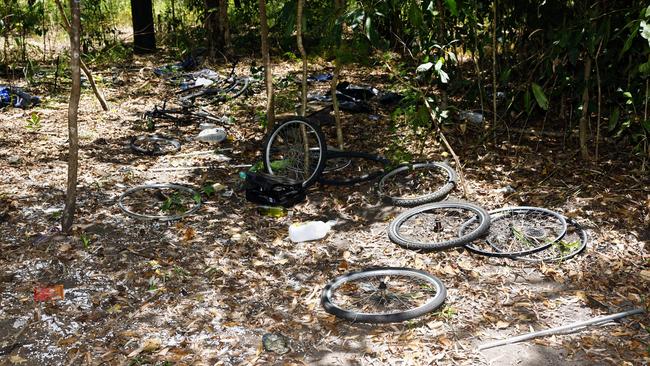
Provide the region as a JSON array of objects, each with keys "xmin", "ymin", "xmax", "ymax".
[
  {"xmin": 0, "ymin": 86, "xmax": 41, "ymax": 109},
  {"xmin": 336, "ymin": 81, "xmax": 379, "ymax": 101},
  {"xmin": 288, "ymin": 220, "xmax": 336, "ymax": 243},
  {"xmin": 257, "ymin": 205, "xmax": 287, "ymax": 217},
  {"xmin": 199, "ymin": 122, "xmax": 217, "ymax": 130},
  {"xmin": 262, "ymin": 333, "xmax": 290, "ymax": 354},
  {"xmin": 495, "ymin": 185, "xmax": 515, "ymax": 194},
  {"xmin": 194, "ymin": 77, "xmax": 214, "ymax": 87},
  {"xmin": 307, "ymin": 73, "xmax": 333, "ymax": 82},
  {"xmin": 458, "ymin": 110, "xmax": 484, "ymax": 124},
  {"xmin": 34, "ymin": 285, "xmax": 64, "ymax": 302},
  {"xmin": 196, "ymin": 128, "xmax": 227, "ymax": 144}
]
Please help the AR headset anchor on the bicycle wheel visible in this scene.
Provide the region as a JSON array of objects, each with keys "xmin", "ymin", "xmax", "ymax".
[
  {"xmin": 378, "ymin": 162, "xmax": 458, "ymax": 207},
  {"xmin": 515, "ymin": 217, "xmax": 587, "ymax": 262},
  {"xmin": 462, "ymin": 206, "xmax": 567, "ymax": 257},
  {"xmin": 118, "ymin": 184, "xmax": 201, "ymax": 221},
  {"xmin": 263, "ymin": 118, "xmax": 327, "ymax": 188},
  {"xmin": 224, "ymin": 77, "xmax": 249, "ymax": 99},
  {"xmin": 318, "ymin": 150, "xmax": 390, "ymax": 186},
  {"xmin": 130, "ymin": 135, "xmax": 181, "ymax": 156},
  {"xmin": 321, "ymin": 267, "xmax": 446, "ymax": 323},
  {"xmin": 388, "ymin": 202, "xmax": 491, "ymax": 251}
]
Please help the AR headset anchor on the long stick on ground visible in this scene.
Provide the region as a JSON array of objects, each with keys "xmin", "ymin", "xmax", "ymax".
[
  {"xmin": 478, "ymin": 308, "xmax": 645, "ymax": 351},
  {"xmin": 54, "ymin": 0, "xmax": 109, "ymax": 111}
]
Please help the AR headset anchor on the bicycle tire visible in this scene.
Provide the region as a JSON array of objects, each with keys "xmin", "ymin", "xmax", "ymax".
[
  {"xmin": 378, "ymin": 162, "xmax": 458, "ymax": 207},
  {"xmin": 130, "ymin": 135, "xmax": 181, "ymax": 156},
  {"xmin": 388, "ymin": 201, "xmax": 491, "ymax": 250},
  {"xmin": 118, "ymin": 183, "xmax": 201, "ymax": 221},
  {"xmin": 263, "ymin": 117, "xmax": 327, "ymax": 188},
  {"xmin": 318, "ymin": 150, "xmax": 390, "ymax": 186},
  {"xmin": 224, "ymin": 77, "xmax": 249, "ymax": 99},
  {"xmin": 321, "ymin": 267, "xmax": 446, "ymax": 323},
  {"xmin": 515, "ymin": 217, "xmax": 587, "ymax": 262},
  {"xmin": 462, "ymin": 206, "xmax": 567, "ymax": 257}
]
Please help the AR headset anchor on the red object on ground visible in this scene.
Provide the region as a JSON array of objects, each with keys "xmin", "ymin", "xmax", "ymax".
[{"xmin": 33, "ymin": 285, "xmax": 64, "ymax": 302}]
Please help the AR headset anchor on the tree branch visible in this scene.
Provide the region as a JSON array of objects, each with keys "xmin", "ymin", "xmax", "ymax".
[{"xmin": 54, "ymin": 0, "xmax": 109, "ymax": 111}]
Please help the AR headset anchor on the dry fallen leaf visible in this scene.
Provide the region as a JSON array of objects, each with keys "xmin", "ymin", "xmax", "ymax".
[
  {"xmin": 9, "ymin": 355, "xmax": 27, "ymax": 365},
  {"xmin": 496, "ymin": 321, "xmax": 510, "ymax": 329},
  {"xmin": 640, "ymin": 270, "xmax": 650, "ymax": 282}
]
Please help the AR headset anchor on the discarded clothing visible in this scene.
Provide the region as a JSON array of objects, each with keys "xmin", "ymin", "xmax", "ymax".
[
  {"xmin": 0, "ymin": 86, "xmax": 41, "ymax": 109},
  {"xmin": 336, "ymin": 81, "xmax": 379, "ymax": 101}
]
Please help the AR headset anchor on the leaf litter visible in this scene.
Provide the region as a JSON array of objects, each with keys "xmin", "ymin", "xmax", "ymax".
[{"xmin": 0, "ymin": 58, "xmax": 648, "ymax": 365}]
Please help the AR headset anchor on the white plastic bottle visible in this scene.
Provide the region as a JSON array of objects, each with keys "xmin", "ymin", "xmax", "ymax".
[{"xmin": 289, "ymin": 220, "xmax": 337, "ymax": 243}]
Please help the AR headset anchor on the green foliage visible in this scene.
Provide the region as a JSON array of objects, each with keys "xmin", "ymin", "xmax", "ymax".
[
  {"xmin": 80, "ymin": 233, "xmax": 91, "ymax": 249},
  {"xmin": 531, "ymin": 83, "xmax": 548, "ymax": 111},
  {"xmin": 25, "ymin": 112, "xmax": 41, "ymax": 131}
]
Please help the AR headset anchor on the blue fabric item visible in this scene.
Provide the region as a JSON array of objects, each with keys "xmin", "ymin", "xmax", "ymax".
[{"xmin": 0, "ymin": 87, "xmax": 10, "ymax": 107}]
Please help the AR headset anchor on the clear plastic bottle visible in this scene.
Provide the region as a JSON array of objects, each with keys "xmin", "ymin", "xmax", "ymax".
[{"xmin": 288, "ymin": 220, "xmax": 337, "ymax": 243}]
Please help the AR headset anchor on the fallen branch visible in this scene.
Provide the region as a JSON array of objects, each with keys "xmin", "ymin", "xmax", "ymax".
[
  {"xmin": 478, "ymin": 308, "xmax": 645, "ymax": 351},
  {"xmin": 53, "ymin": 0, "xmax": 109, "ymax": 111},
  {"xmin": 422, "ymin": 97, "xmax": 470, "ymax": 199}
]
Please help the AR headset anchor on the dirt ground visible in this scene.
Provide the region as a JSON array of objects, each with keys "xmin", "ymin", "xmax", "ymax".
[{"xmin": 0, "ymin": 57, "xmax": 649, "ymax": 365}]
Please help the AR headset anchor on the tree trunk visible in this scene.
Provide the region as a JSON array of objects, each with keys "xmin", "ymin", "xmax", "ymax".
[
  {"xmin": 62, "ymin": 0, "xmax": 81, "ymax": 233},
  {"xmin": 130, "ymin": 0, "xmax": 156, "ymax": 54},
  {"xmin": 206, "ymin": 0, "xmax": 231, "ymax": 59},
  {"xmin": 259, "ymin": 0, "xmax": 275, "ymax": 131},
  {"xmin": 296, "ymin": 0, "xmax": 307, "ymax": 117},
  {"xmin": 579, "ymin": 56, "xmax": 592, "ymax": 160}
]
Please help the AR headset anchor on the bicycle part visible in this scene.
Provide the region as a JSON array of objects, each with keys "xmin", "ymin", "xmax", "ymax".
[
  {"xmin": 321, "ymin": 267, "xmax": 446, "ymax": 323},
  {"xmin": 263, "ymin": 117, "xmax": 327, "ymax": 188},
  {"xmin": 318, "ymin": 150, "xmax": 390, "ymax": 186},
  {"xmin": 378, "ymin": 162, "xmax": 458, "ymax": 207},
  {"xmin": 179, "ymin": 77, "xmax": 249, "ymax": 103},
  {"xmin": 118, "ymin": 184, "xmax": 201, "ymax": 221},
  {"xmin": 462, "ymin": 206, "xmax": 567, "ymax": 257},
  {"xmin": 388, "ymin": 201, "xmax": 491, "ymax": 251},
  {"xmin": 130, "ymin": 135, "xmax": 181, "ymax": 156},
  {"xmin": 515, "ymin": 217, "xmax": 587, "ymax": 262}
]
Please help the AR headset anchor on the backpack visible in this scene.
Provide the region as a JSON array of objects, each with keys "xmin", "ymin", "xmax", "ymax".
[{"xmin": 244, "ymin": 172, "xmax": 306, "ymax": 207}]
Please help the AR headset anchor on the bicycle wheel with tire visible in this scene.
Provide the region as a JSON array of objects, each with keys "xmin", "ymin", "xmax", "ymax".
[
  {"xmin": 321, "ymin": 267, "xmax": 446, "ymax": 323},
  {"xmin": 318, "ymin": 150, "xmax": 390, "ymax": 186},
  {"xmin": 263, "ymin": 117, "xmax": 327, "ymax": 188},
  {"xmin": 462, "ymin": 206, "xmax": 567, "ymax": 257},
  {"xmin": 388, "ymin": 201, "xmax": 491, "ymax": 251},
  {"xmin": 378, "ymin": 162, "xmax": 458, "ymax": 206},
  {"xmin": 130, "ymin": 135, "xmax": 181, "ymax": 156},
  {"xmin": 515, "ymin": 217, "xmax": 587, "ymax": 262},
  {"xmin": 118, "ymin": 183, "xmax": 201, "ymax": 221}
]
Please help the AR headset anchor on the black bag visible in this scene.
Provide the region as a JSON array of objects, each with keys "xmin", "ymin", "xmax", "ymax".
[{"xmin": 244, "ymin": 172, "xmax": 306, "ymax": 207}]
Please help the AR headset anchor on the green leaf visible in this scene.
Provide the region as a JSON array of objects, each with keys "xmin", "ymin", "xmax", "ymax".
[
  {"xmin": 192, "ymin": 193, "xmax": 202, "ymax": 204},
  {"xmin": 531, "ymin": 83, "xmax": 549, "ymax": 110},
  {"xmin": 623, "ymin": 91, "xmax": 633, "ymax": 98},
  {"xmin": 620, "ymin": 22, "xmax": 640, "ymax": 58},
  {"xmin": 416, "ymin": 62, "xmax": 433, "ymax": 73},
  {"xmin": 444, "ymin": 0, "xmax": 458, "ymax": 17},
  {"xmin": 524, "ymin": 90, "xmax": 532, "ymax": 115},
  {"xmin": 434, "ymin": 58, "xmax": 444, "ymax": 71},
  {"xmin": 641, "ymin": 61, "xmax": 650, "ymax": 75},
  {"xmin": 438, "ymin": 69, "xmax": 450, "ymax": 83},
  {"xmin": 608, "ymin": 107, "xmax": 620, "ymax": 132}
]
